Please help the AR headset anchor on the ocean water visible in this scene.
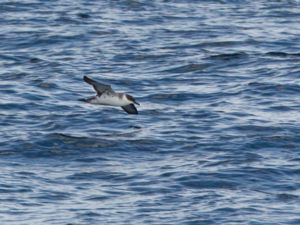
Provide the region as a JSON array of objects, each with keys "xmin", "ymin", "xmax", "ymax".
[{"xmin": 1, "ymin": 1, "xmax": 300, "ymax": 224}]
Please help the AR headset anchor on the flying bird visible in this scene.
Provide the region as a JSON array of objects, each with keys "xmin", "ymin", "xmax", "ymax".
[{"xmin": 82, "ymin": 76, "xmax": 140, "ymax": 114}]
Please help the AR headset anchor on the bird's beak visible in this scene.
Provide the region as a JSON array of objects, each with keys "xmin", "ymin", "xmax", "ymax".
[{"xmin": 134, "ymin": 101, "xmax": 140, "ymax": 106}]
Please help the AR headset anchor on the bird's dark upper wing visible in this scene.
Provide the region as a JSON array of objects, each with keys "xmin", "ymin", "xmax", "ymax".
[
  {"xmin": 121, "ymin": 104, "xmax": 138, "ymax": 114},
  {"xmin": 83, "ymin": 76, "xmax": 113, "ymax": 95}
]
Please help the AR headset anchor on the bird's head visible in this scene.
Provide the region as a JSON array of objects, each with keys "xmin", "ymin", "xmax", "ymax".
[{"xmin": 126, "ymin": 94, "xmax": 140, "ymax": 105}]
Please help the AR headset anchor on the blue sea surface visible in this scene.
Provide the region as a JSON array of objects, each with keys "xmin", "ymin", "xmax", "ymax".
[{"xmin": 1, "ymin": 1, "xmax": 300, "ymax": 224}]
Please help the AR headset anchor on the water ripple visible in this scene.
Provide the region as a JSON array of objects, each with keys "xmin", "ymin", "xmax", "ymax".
[{"xmin": 1, "ymin": 1, "xmax": 300, "ymax": 225}]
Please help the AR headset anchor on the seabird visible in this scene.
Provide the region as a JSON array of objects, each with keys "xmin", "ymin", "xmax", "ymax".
[{"xmin": 82, "ymin": 76, "xmax": 140, "ymax": 114}]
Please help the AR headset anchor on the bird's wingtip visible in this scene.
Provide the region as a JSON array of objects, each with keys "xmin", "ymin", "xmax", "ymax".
[
  {"xmin": 83, "ymin": 75, "xmax": 93, "ymax": 84},
  {"xmin": 121, "ymin": 104, "xmax": 138, "ymax": 114}
]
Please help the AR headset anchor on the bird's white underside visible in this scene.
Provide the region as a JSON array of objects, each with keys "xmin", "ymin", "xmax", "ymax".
[{"xmin": 89, "ymin": 94, "xmax": 131, "ymax": 107}]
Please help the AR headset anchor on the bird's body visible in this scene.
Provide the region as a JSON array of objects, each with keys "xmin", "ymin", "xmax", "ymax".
[
  {"xmin": 87, "ymin": 93, "xmax": 131, "ymax": 106},
  {"xmin": 82, "ymin": 76, "xmax": 140, "ymax": 114}
]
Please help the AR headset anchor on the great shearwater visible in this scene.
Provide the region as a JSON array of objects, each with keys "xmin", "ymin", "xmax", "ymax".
[{"xmin": 82, "ymin": 76, "xmax": 140, "ymax": 114}]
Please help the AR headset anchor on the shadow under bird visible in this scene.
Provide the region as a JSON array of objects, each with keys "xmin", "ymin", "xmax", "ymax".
[{"xmin": 82, "ymin": 76, "xmax": 140, "ymax": 114}]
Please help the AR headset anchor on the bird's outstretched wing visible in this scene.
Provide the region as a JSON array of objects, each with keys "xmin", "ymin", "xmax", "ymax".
[
  {"xmin": 83, "ymin": 76, "xmax": 113, "ymax": 96},
  {"xmin": 121, "ymin": 104, "xmax": 138, "ymax": 114}
]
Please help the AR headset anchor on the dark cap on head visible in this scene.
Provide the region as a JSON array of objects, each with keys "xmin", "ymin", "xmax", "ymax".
[{"xmin": 126, "ymin": 94, "xmax": 140, "ymax": 105}]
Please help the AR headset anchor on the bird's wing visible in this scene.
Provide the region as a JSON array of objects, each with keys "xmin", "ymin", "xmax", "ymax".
[
  {"xmin": 83, "ymin": 76, "xmax": 113, "ymax": 96},
  {"xmin": 121, "ymin": 104, "xmax": 138, "ymax": 114}
]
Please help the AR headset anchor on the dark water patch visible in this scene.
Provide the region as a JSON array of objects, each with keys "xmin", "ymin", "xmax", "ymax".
[
  {"xmin": 227, "ymin": 124, "xmax": 284, "ymax": 133},
  {"xmin": 43, "ymin": 133, "xmax": 113, "ymax": 147},
  {"xmin": 114, "ymin": 52, "xmax": 175, "ymax": 62},
  {"xmin": 239, "ymin": 167, "xmax": 288, "ymax": 181},
  {"xmin": 161, "ymin": 40, "xmax": 248, "ymax": 50},
  {"xmin": 67, "ymin": 171, "xmax": 127, "ymax": 181},
  {"xmin": 36, "ymin": 81, "xmax": 59, "ymax": 90},
  {"xmin": 288, "ymin": 219, "xmax": 300, "ymax": 225},
  {"xmin": 33, "ymin": 191, "xmax": 72, "ymax": 202},
  {"xmin": 207, "ymin": 52, "xmax": 248, "ymax": 61},
  {"xmin": 1, "ymin": 72, "xmax": 30, "ymax": 81},
  {"xmin": 15, "ymin": 33, "xmax": 89, "ymax": 50},
  {"xmin": 77, "ymin": 12, "xmax": 91, "ymax": 19},
  {"xmin": 276, "ymin": 193, "xmax": 299, "ymax": 202},
  {"xmin": 17, "ymin": 133, "xmax": 125, "ymax": 159},
  {"xmin": 0, "ymin": 188, "xmax": 32, "ymax": 194},
  {"xmin": 0, "ymin": 102, "xmax": 37, "ymax": 111},
  {"xmin": 268, "ymin": 105, "xmax": 295, "ymax": 111},
  {"xmin": 109, "ymin": 0, "xmax": 157, "ymax": 11},
  {"xmin": 266, "ymin": 51, "xmax": 300, "ymax": 57},
  {"xmin": 245, "ymin": 82, "xmax": 300, "ymax": 97},
  {"xmin": 161, "ymin": 63, "xmax": 211, "ymax": 73},
  {"xmin": 0, "ymin": 54, "xmax": 26, "ymax": 64},
  {"xmin": 86, "ymin": 195, "xmax": 112, "ymax": 201},
  {"xmin": 182, "ymin": 219, "xmax": 216, "ymax": 225},
  {"xmin": 21, "ymin": 92, "xmax": 47, "ymax": 101},
  {"xmin": 180, "ymin": 178, "xmax": 239, "ymax": 190},
  {"xmin": 54, "ymin": 15, "xmax": 83, "ymax": 24},
  {"xmin": 74, "ymin": 157, "xmax": 109, "ymax": 163},
  {"xmin": 16, "ymin": 171, "xmax": 37, "ymax": 177},
  {"xmin": 29, "ymin": 57, "xmax": 41, "ymax": 63},
  {"xmin": 129, "ymin": 186, "xmax": 172, "ymax": 195},
  {"xmin": 147, "ymin": 92, "xmax": 217, "ymax": 103}
]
